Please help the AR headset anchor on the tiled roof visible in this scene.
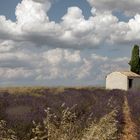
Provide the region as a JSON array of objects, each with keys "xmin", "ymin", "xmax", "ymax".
[{"xmin": 119, "ymin": 71, "xmax": 140, "ymax": 78}]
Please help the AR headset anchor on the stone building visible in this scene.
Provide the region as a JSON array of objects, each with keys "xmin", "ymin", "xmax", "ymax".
[{"xmin": 106, "ymin": 71, "xmax": 140, "ymax": 90}]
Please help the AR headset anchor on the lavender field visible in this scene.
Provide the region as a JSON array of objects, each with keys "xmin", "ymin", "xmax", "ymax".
[{"xmin": 0, "ymin": 87, "xmax": 138, "ymax": 140}]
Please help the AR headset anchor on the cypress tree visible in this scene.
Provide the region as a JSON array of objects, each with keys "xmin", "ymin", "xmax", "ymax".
[{"xmin": 129, "ymin": 45, "xmax": 140, "ymax": 74}]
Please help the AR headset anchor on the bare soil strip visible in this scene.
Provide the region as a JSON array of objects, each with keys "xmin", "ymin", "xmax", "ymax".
[{"xmin": 120, "ymin": 96, "xmax": 137, "ymax": 140}]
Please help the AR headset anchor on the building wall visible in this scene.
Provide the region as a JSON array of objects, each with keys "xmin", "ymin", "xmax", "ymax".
[
  {"xmin": 106, "ymin": 72, "xmax": 128, "ymax": 90},
  {"xmin": 131, "ymin": 78, "xmax": 140, "ymax": 90}
]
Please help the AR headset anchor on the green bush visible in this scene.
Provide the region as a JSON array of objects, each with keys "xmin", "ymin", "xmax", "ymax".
[{"xmin": 129, "ymin": 45, "xmax": 140, "ymax": 74}]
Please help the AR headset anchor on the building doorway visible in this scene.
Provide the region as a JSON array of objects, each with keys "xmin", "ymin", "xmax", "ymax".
[{"xmin": 128, "ymin": 79, "xmax": 133, "ymax": 89}]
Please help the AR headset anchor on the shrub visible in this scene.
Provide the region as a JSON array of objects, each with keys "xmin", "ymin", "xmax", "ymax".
[{"xmin": 129, "ymin": 45, "xmax": 140, "ymax": 74}]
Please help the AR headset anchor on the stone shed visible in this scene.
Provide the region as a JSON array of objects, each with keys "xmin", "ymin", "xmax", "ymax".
[{"xmin": 106, "ymin": 71, "xmax": 140, "ymax": 90}]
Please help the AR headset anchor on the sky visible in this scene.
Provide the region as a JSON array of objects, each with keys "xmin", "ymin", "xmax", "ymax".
[{"xmin": 0, "ymin": 0, "xmax": 140, "ymax": 86}]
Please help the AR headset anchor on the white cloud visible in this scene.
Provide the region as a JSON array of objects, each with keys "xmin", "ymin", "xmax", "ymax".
[
  {"xmin": 127, "ymin": 14, "xmax": 140, "ymax": 40},
  {"xmin": 0, "ymin": 68, "xmax": 33, "ymax": 80},
  {"xmin": 114, "ymin": 57, "xmax": 129, "ymax": 62},
  {"xmin": 76, "ymin": 58, "xmax": 92, "ymax": 79},
  {"xmin": 91, "ymin": 54, "xmax": 108, "ymax": 61},
  {"xmin": 43, "ymin": 48, "xmax": 63, "ymax": 65},
  {"xmin": 0, "ymin": 43, "xmax": 130, "ymax": 85},
  {"xmin": 0, "ymin": 0, "xmax": 137, "ymax": 85},
  {"xmin": 87, "ymin": 0, "xmax": 140, "ymax": 16},
  {"xmin": 16, "ymin": 0, "xmax": 51, "ymax": 25},
  {"xmin": 0, "ymin": 0, "xmax": 140, "ymax": 48},
  {"xmin": 64, "ymin": 50, "xmax": 81, "ymax": 63},
  {"xmin": 0, "ymin": 16, "xmax": 18, "ymax": 40},
  {"xmin": 0, "ymin": 40, "xmax": 15, "ymax": 52}
]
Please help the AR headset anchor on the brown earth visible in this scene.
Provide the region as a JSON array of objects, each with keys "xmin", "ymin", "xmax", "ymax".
[{"xmin": 121, "ymin": 96, "xmax": 137, "ymax": 140}]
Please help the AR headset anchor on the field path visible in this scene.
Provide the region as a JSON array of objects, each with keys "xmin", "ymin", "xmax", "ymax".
[{"xmin": 120, "ymin": 96, "xmax": 137, "ymax": 140}]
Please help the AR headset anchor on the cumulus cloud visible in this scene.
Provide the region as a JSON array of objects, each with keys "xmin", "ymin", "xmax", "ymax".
[
  {"xmin": 87, "ymin": 0, "xmax": 140, "ymax": 16},
  {"xmin": 0, "ymin": 0, "xmax": 140, "ymax": 48},
  {"xmin": 0, "ymin": 0, "xmax": 137, "ymax": 85},
  {"xmin": 0, "ymin": 16, "xmax": 18, "ymax": 40},
  {"xmin": 0, "ymin": 40, "xmax": 15, "ymax": 52},
  {"xmin": 16, "ymin": 0, "xmax": 51, "ymax": 25},
  {"xmin": 0, "ymin": 43, "xmax": 129, "ymax": 85},
  {"xmin": 64, "ymin": 50, "xmax": 81, "ymax": 63},
  {"xmin": 76, "ymin": 58, "xmax": 92, "ymax": 79}
]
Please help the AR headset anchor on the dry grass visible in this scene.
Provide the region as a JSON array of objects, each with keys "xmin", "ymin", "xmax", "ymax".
[
  {"xmin": 0, "ymin": 120, "xmax": 17, "ymax": 140},
  {"xmin": 121, "ymin": 96, "xmax": 138, "ymax": 140}
]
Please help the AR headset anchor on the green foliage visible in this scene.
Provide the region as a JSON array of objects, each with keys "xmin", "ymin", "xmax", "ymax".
[{"xmin": 129, "ymin": 45, "xmax": 140, "ymax": 74}]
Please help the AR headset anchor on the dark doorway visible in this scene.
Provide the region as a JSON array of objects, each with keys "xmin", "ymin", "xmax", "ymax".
[{"xmin": 128, "ymin": 79, "xmax": 133, "ymax": 89}]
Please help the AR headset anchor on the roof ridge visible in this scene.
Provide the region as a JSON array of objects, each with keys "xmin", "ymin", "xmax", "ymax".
[{"xmin": 119, "ymin": 71, "xmax": 140, "ymax": 77}]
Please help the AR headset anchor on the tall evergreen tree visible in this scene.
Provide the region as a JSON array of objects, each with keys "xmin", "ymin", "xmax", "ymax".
[{"xmin": 129, "ymin": 45, "xmax": 140, "ymax": 74}]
